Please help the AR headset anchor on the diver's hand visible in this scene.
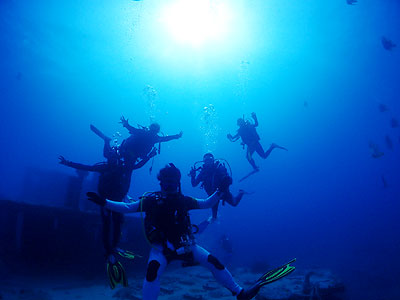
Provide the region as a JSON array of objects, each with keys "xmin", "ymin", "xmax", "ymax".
[
  {"xmin": 58, "ymin": 156, "xmax": 69, "ymax": 165},
  {"xmin": 251, "ymin": 112, "xmax": 257, "ymax": 119},
  {"xmin": 177, "ymin": 131, "xmax": 183, "ymax": 138},
  {"xmin": 227, "ymin": 134, "xmax": 233, "ymax": 141},
  {"xmin": 189, "ymin": 167, "xmax": 197, "ymax": 178},
  {"xmin": 86, "ymin": 192, "xmax": 106, "ymax": 206},
  {"xmin": 120, "ymin": 116, "xmax": 129, "ymax": 127}
]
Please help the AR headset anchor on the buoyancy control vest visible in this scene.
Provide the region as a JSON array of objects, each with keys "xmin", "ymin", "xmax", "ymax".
[{"xmin": 140, "ymin": 192, "xmax": 197, "ymax": 250}]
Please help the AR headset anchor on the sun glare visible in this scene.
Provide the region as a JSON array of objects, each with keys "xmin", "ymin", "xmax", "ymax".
[{"xmin": 159, "ymin": 0, "xmax": 232, "ymax": 47}]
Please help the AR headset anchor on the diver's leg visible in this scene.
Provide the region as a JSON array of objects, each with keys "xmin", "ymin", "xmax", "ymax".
[
  {"xmin": 211, "ymin": 202, "xmax": 219, "ymax": 220},
  {"xmin": 111, "ymin": 212, "xmax": 124, "ymax": 250},
  {"xmin": 254, "ymin": 142, "xmax": 268, "ymax": 159},
  {"xmin": 263, "ymin": 143, "xmax": 288, "ymax": 159},
  {"xmin": 221, "ymin": 191, "xmax": 233, "ymax": 206},
  {"xmin": 143, "ymin": 245, "xmax": 168, "ymax": 300},
  {"xmin": 192, "ymin": 245, "xmax": 242, "ymax": 296},
  {"xmin": 101, "ymin": 207, "xmax": 113, "ymax": 257},
  {"xmin": 246, "ymin": 147, "xmax": 258, "ymax": 170},
  {"xmin": 89, "ymin": 124, "xmax": 113, "ymax": 159},
  {"xmin": 225, "ymin": 191, "xmax": 245, "ymax": 207},
  {"xmin": 103, "ymin": 140, "xmax": 113, "ymax": 160}
]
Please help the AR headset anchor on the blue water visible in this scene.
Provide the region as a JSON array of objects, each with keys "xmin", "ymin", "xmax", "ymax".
[{"xmin": 1, "ymin": 0, "xmax": 400, "ymax": 299}]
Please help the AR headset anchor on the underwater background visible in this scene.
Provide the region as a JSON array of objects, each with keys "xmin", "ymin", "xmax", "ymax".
[{"xmin": 1, "ymin": 0, "xmax": 400, "ymax": 299}]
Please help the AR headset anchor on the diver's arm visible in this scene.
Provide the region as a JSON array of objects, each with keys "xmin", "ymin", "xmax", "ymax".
[
  {"xmin": 191, "ymin": 171, "xmax": 202, "ymax": 187},
  {"xmin": 195, "ymin": 191, "xmax": 220, "ymax": 209},
  {"xmin": 120, "ymin": 116, "xmax": 140, "ymax": 134},
  {"xmin": 251, "ymin": 112, "xmax": 259, "ymax": 127},
  {"xmin": 104, "ymin": 196, "xmax": 140, "ymax": 213},
  {"xmin": 59, "ymin": 156, "xmax": 106, "ymax": 172},
  {"xmin": 87, "ymin": 192, "xmax": 140, "ymax": 212},
  {"xmin": 158, "ymin": 131, "xmax": 183, "ymax": 142}
]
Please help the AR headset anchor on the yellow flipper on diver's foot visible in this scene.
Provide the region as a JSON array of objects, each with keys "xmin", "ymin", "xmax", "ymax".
[
  {"xmin": 107, "ymin": 261, "xmax": 128, "ymax": 289},
  {"xmin": 116, "ymin": 248, "xmax": 142, "ymax": 260},
  {"xmin": 237, "ymin": 259, "xmax": 296, "ymax": 300},
  {"xmin": 258, "ymin": 258, "xmax": 296, "ymax": 286}
]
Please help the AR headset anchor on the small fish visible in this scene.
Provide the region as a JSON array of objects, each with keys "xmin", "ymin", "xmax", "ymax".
[
  {"xmin": 381, "ymin": 175, "xmax": 388, "ymax": 188},
  {"xmin": 381, "ymin": 36, "xmax": 396, "ymax": 51},
  {"xmin": 304, "ymin": 101, "xmax": 308, "ymax": 108},
  {"xmin": 390, "ymin": 118, "xmax": 398, "ymax": 128},
  {"xmin": 346, "ymin": 0, "xmax": 357, "ymax": 5},
  {"xmin": 379, "ymin": 103, "xmax": 388, "ymax": 112},
  {"xmin": 369, "ymin": 142, "xmax": 384, "ymax": 158},
  {"xmin": 385, "ymin": 135, "xmax": 393, "ymax": 150}
]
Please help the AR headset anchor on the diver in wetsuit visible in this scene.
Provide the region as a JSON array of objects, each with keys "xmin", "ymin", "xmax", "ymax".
[
  {"xmin": 87, "ymin": 163, "xmax": 295, "ymax": 299},
  {"xmin": 190, "ymin": 153, "xmax": 245, "ymax": 230},
  {"xmin": 59, "ymin": 125, "xmax": 156, "ymax": 288},
  {"xmin": 119, "ymin": 116, "xmax": 183, "ymax": 165},
  {"xmin": 227, "ymin": 112, "xmax": 287, "ymax": 171}
]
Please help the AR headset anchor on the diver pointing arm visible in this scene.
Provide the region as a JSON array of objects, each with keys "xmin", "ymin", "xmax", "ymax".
[
  {"xmin": 104, "ymin": 198, "xmax": 140, "ymax": 213},
  {"xmin": 157, "ymin": 131, "xmax": 183, "ymax": 142},
  {"xmin": 194, "ymin": 191, "xmax": 220, "ymax": 209},
  {"xmin": 87, "ymin": 192, "xmax": 140, "ymax": 213},
  {"xmin": 59, "ymin": 156, "xmax": 108, "ymax": 172}
]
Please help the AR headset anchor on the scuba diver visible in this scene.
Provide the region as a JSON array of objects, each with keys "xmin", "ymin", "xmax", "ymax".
[
  {"xmin": 119, "ymin": 116, "xmax": 183, "ymax": 166},
  {"xmin": 227, "ymin": 112, "xmax": 287, "ymax": 181},
  {"xmin": 219, "ymin": 234, "xmax": 234, "ymax": 263},
  {"xmin": 59, "ymin": 125, "xmax": 156, "ymax": 289},
  {"xmin": 190, "ymin": 153, "xmax": 246, "ymax": 231},
  {"xmin": 87, "ymin": 163, "xmax": 296, "ymax": 300}
]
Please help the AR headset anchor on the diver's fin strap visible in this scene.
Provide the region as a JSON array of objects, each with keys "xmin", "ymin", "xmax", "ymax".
[
  {"xmin": 258, "ymin": 258, "xmax": 296, "ymax": 286},
  {"xmin": 107, "ymin": 261, "xmax": 128, "ymax": 289}
]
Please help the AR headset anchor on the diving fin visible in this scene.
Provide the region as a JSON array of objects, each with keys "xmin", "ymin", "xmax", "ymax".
[
  {"xmin": 257, "ymin": 258, "xmax": 296, "ymax": 286},
  {"xmin": 239, "ymin": 169, "xmax": 259, "ymax": 182},
  {"xmin": 237, "ymin": 259, "xmax": 296, "ymax": 300},
  {"xmin": 106, "ymin": 260, "xmax": 128, "ymax": 289},
  {"xmin": 90, "ymin": 124, "xmax": 111, "ymax": 142},
  {"xmin": 197, "ymin": 219, "xmax": 211, "ymax": 234},
  {"xmin": 116, "ymin": 248, "xmax": 142, "ymax": 260}
]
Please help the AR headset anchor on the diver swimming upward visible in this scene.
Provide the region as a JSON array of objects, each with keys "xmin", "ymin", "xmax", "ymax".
[
  {"xmin": 87, "ymin": 163, "xmax": 296, "ymax": 300},
  {"xmin": 227, "ymin": 112, "xmax": 287, "ymax": 181},
  {"xmin": 59, "ymin": 124, "xmax": 156, "ymax": 289}
]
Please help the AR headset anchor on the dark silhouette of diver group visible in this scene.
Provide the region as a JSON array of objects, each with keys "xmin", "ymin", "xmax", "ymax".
[{"xmin": 59, "ymin": 113, "xmax": 294, "ymax": 300}]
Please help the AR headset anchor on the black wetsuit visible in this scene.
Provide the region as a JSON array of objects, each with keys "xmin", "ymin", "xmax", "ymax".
[
  {"xmin": 104, "ymin": 191, "xmax": 243, "ymax": 299},
  {"xmin": 191, "ymin": 162, "xmax": 236, "ymax": 219},
  {"xmin": 141, "ymin": 192, "xmax": 197, "ymax": 254},
  {"xmin": 235, "ymin": 122, "xmax": 270, "ymax": 170},
  {"xmin": 62, "ymin": 158, "xmax": 135, "ymax": 256},
  {"xmin": 120, "ymin": 126, "xmax": 180, "ymax": 162}
]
